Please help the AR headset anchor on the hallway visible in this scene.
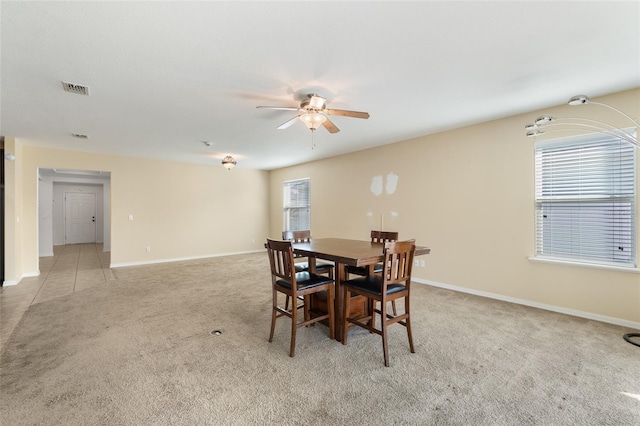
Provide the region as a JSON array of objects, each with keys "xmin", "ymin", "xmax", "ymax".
[{"xmin": 0, "ymin": 243, "xmax": 113, "ymax": 349}]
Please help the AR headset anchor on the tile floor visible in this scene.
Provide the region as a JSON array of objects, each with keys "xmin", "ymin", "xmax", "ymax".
[{"xmin": 0, "ymin": 243, "xmax": 113, "ymax": 350}]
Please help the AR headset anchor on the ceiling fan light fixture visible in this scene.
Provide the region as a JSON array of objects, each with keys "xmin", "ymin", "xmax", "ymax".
[
  {"xmin": 257, "ymin": 93, "xmax": 368, "ymax": 135},
  {"xmin": 221, "ymin": 155, "xmax": 237, "ymax": 170},
  {"xmin": 300, "ymin": 112, "xmax": 326, "ymax": 131}
]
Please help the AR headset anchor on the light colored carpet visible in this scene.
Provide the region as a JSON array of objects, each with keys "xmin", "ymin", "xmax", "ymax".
[{"xmin": 1, "ymin": 253, "xmax": 638, "ymax": 425}]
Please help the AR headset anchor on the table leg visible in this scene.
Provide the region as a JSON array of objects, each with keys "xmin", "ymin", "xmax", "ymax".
[{"xmin": 334, "ymin": 262, "xmax": 346, "ymax": 341}]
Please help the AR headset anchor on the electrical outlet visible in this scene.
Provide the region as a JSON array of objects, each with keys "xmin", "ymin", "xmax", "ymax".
[
  {"xmin": 414, "ymin": 260, "xmax": 419, "ymax": 266},
  {"xmin": 146, "ymin": 246, "xmax": 151, "ymax": 253}
]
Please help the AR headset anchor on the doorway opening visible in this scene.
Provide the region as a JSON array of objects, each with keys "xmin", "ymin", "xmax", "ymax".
[{"xmin": 38, "ymin": 168, "xmax": 111, "ymax": 263}]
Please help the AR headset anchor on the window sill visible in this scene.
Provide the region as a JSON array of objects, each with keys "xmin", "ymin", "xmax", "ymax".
[{"xmin": 528, "ymin": 256, "xmax": 640, "ymax": 273}]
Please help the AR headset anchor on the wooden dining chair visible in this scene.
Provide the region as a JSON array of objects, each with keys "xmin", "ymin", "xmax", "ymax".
[
  {"xmin": 347, "ymin": 230, "xmax": 399, "ymax": 314},
  {"xmin": 282, "ymin": 230, "xmax": 335, "ymax": 311},
  {"xmin": 341, "ymin": 240, "xmax": 416, "ymax": 367},
  {"xmin": 266, "ymin": 238, "xmax": 335, "ymax": 357}
]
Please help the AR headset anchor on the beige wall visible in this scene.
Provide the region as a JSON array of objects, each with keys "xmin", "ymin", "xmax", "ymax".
[
  {"xmin": 5, "ymin": 89, "xmax": 638, "ymax": 325},
  {"xmin": 9, "ymin": 145, "xmax": 269, "ymax": 279},
  {"xmin": 269, "ymin": 89, "xmax": 640, "ymax": 325},
  {"xmin": 4, "ymin": 137, "xmax": 24, "ymax": 284}
]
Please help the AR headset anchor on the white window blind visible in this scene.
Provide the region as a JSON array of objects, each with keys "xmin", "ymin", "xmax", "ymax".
[
  {"xmin": 535, "ymin": 134, "xmax": 636, "ymax": 267},
  {"xmin": 283, "ymin": 178, "xmax": 310, "ymax": 232}
]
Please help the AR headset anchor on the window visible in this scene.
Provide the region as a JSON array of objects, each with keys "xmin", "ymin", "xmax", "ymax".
[
  {"xmin": 283, "ymin": 178, "xmax": 310, "ymax": 232},
  {"xmin": 535, "ymin": 133, "xmax": 637, "ymax": 268}
]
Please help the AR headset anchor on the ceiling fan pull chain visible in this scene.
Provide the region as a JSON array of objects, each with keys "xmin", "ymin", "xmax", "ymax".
[{"xmin": 311, "ymin": 130, "xmax": 316, "ymax": 149}]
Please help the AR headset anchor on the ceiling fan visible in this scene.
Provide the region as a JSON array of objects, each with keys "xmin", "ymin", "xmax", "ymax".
[{"xmin": 257, "ymin": 93, "xmax": 369, "ymax": 133}]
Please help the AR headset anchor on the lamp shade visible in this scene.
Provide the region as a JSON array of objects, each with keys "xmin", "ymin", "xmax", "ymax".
[
  {"xmin": 300, "ymin": 112, "xmax": 326, "ymax": 131},
  {"xmin": 221, "ymin": 155, "xmax": 236, "ymax": 170},
  {"xmin": 525, "ymin": 95, "xmax": 639, "ymax": 149},
  {"xmin": 568, "ymin": 95, "xmax": 589, "ymax": 106}
]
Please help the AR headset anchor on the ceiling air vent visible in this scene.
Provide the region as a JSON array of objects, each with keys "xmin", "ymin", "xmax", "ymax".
[
  {"xmin": 71, "ymin": 133, "xmax": 89, "ymax": 139},
  {"xmin": 62, "ymin": 81, "xmax": 90, "ymax": 96}
]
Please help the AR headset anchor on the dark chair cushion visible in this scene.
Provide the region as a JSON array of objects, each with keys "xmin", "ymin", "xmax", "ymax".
[
  {"xmin": 343, "ymin": 274, "xmax": 406, "ymax": 296},
  {"xmin": 346, "ymin": 262, "xmax": 384, "ymax": 276},
  {"xmin": 276, "ymin": 272, "xmax": 333, "ymax": 290},
  {"xmin": 295, "ymin": 262, "xmax": 334, "ymax": 273}
]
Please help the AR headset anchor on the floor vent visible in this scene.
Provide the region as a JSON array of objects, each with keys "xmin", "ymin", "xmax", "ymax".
[{"xmin": 62, "ymin": 81, "xmax": 90, "ymax": 96}]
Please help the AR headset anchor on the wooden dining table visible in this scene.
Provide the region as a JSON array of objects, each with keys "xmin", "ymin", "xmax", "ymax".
[{"xmin": 292, "ymin": 238, "xmax": 431, "ymax": 341}]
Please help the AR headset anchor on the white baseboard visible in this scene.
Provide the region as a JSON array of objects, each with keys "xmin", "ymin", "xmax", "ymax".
[
  {"xmin": 413, "ymin": 277, "xmax": 640, "ymax": 331},
  {"xmin": 2, "ymin": 271, "xmax": 40, "ymax": 287},
  {"xmin": 110, "ymin": 249, "xmax": 265, "ymax": 268}
]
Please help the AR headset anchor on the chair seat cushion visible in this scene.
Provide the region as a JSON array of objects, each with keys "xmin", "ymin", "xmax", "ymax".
[
  {"xmin": 343, "ymin": 275, "xmax": 406, "ymax": 296},
  {"xmin": 295, "ymin": 262, "xmax": 334, "ymax": 273},
  {"xmin": 276, "ymin": 272, "xmax": 333, "ymax": 290},
  {"xmin": 346, "ymin": 262, "xmax": 384, "ymax": 276}
]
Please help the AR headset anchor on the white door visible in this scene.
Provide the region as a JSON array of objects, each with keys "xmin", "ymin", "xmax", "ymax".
[{"xmin": 65, "ymin": 192, "xmax": 96, "ymax": 244}]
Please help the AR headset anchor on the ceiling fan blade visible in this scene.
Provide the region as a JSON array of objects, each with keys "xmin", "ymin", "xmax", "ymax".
[
  {"xmin": 322, "ymin": 117, "xmax": 340, "ymax": 133},
  {"xmin": 277, "ymin": 115, "xmax": 301, "ymax": 130},
  {"xmin": 256, "ymin": 106, "xmax": 300, "ymax": 111},
  {"xmin": 326, "ymin": 109, "xmax": 370, "ymax": 119}
]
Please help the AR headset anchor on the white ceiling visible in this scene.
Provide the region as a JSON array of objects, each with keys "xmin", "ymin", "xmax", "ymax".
[{"xmin": 1, "ymin": 1, "xmax": 638, "ymax": 170}]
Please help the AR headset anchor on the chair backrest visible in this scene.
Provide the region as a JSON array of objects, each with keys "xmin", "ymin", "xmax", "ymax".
[
  {"xmin": 371, "ymin": 230, "xmax": 399, "ymax": 244},
  {"xmin": 382, "ymin": 240, "xmax": 416, "ymax": 287},
  {"xmin": 282, "ymin": 230, "xmax": 311, "ymax": 259},
  {"xmin": 266, "ymin": 239, "xmax": 297, "ymax": 285},
  {"xmin": 282, "ymin": 230, "xmax": 312, "ymax": 243}
]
